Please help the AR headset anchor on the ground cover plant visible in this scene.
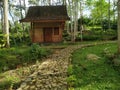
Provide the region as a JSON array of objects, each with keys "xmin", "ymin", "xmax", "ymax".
[
  {"xmin": 0, "ymin": 43, "xmax": 51, "ymax": 73},
  {"xmin": 75, "ymin": 30, "xmax": 117, "ymax": 41},
  {"xmin": 0, "ymin": 43, "xmax": 52, "ymax": 89},
  {"xmin": 68, "ymin": 43, "xmax": 120, "ymax": 90}
]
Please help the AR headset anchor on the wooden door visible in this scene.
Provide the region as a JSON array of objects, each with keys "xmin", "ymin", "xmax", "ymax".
[{"xmin": 44, "ymin": 28, "xmax": 52, "ymax": 42}]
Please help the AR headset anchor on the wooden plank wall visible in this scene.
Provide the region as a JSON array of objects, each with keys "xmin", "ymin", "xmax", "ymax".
[{"xmin": 30, "ymin": 22, "xmax": 64, "ymax": 43}]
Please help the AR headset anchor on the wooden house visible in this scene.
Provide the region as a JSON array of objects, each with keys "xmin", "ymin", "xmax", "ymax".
[{"xmin": 20, "ymin": 5, "xmax": 69, "ymax": 43}]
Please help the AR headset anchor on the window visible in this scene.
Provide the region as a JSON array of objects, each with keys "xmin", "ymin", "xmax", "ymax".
[{"xmin": 54, "ymin": 27, "xmax": 59, "ymax": 35}]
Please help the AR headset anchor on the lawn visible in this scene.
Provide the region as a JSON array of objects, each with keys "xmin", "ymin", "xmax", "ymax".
[{"xmin": 68, "ymin": 43, "xmax": 120, "ymax": 90}]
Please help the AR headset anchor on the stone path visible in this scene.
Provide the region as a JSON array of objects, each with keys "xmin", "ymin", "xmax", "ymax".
[{"xmin": 17, "ymin": 41, "xmax": 115, "ymax": 90}]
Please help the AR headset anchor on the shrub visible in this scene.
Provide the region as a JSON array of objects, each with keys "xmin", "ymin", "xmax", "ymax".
[
  {"xmin": 0, "ymin": 75, "xmax": 20, "ymax": 90},
  {"xmin": 90, "ymin": 27, "xmax": 102, "ymax": 31},
  {"xmin": 0, "ymin": 34, "xmax": 7, "ymax": 48},
  {"xmin": 76, "ymin": 30, "xmax": 117, "ymax": 41},
  {"xmin": 67, "ymin": 65, "xmax": 73, "ymax": 75},
  {"xmin": 103, "ymin": 48, "xmax": 120, "ymax": 73},
  {"xmin": 0, "ymin": 44, "xmax": 52, "ymax": 72},
  {"xmin": 21, "ymin": 43, "xmax": 51, "ymax": 63},
  {"xmin": 76, "ymin": 34, "xmax": 101, "ymax": 41},
  {"xmin": 63, "ymin": 30, "xmax": 71, "ymax": 41},
  {"xmin": 67, "ymin": 75, "xmax": 77, "ymax": 87}
]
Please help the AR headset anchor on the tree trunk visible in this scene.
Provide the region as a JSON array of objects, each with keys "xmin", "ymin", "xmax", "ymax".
[
  {"xmin": 70, "ymin": 0, "xmax": 74, "ymax": 42},
  {"xmin": 23, "ymin": 0, "xmax": 27, "ymax": 15},
  {"xmin": 73, "ymin": 0, "xmax": 78, "ymax": 42},
  {"xmin": 19, "ymin": 0, "xmax": 25, "ymax": 41},
  {"xmin": 117, "ymin": 0, "xmax": 120, "ymax": 53},
  {"xmin": 113, "ymin": 0, "xmax": 116, "ymax": 22},
  {"xmin": 80, "ymin": 1, "xmax": 83, "ymax": 41},
  {"xmin": 0, "ymin": 6, "xmax": 4, "ymax": 32},
  {"xmin": 19, "ymin": 0, "xmax": 23, "ymax": 18},
  {"xmin": 3, "ymin": 0, "xmax": 10, "ymax": 47},
  {"xmin": 108, "ymin": 0, "xmax": 111, "ymax": 30},
  {"xmin": 100, "ymin": 1, "xmax": 103, "ymax": 31},
  {"xmin": 48, "ymin": 0, "xmax": 51, "ymax": 5},
  {"xmin": 62, "ymin": 0, "xmax": 66, "ymax": 5}
]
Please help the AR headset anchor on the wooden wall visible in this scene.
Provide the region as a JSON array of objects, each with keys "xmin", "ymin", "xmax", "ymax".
[
  {"xmin": 30, "ymin": 22, "xmax": 65, "ymax": 43},
  {"xmin": 52, "ymin": 27, "xmax": 62, "ymax": 42}
]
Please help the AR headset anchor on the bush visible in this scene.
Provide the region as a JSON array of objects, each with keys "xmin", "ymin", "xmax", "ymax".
[
  {"xmin": 67, "ymin": 65, "xmax": 73, "ymax": 75},
  {"xmin": 102, "ymin": 48, "xmax": 120, "ymax": 73},
  {"xmin": 67, "ymin": 75, "xmax": 77, "ymax": 87},
  {"xmin": 21, "ymin": 43, "xmax": 51, "ymax": 63},
  {"xmin": 63, "ymin": 30, "xmax": 71, "ymax": 41},
  {"xmin": 0, "ymin": 75, "xmax": 20, "ymax": 90},
  {"xmin": 0, "ymin": 44, "xmax": 52, "ymax": 72},
  {"xmin": 76, "ymin": 30, "xmax": 117, "ymax": 41},
  {"xmin": 0, "ymin": 34, "xmax": 7, "ymax": 48},
  {"xmin": 90, "ymin": 27, "xmax": 102, "ymax": 31}
]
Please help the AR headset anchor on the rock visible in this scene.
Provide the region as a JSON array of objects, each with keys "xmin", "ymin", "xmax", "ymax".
[
  {"xmin": 25, "ymin": 77, "xmax": 32, "ymax": 82},
  {"xmin": 17, "ymin": 88, "xmax": 22, "ymax": 90},
  {"xmin": 29, "ymin": 85, "xmax": 36, "ymax": 90},
  {"xmin": 23, "ymin": 85, "xmax": 30, "ymax": 90},
  {"xmin": 20, "ymin": 82, "xmax": 27, "ymax": 88},
  {"xmin": 113, "ymin": 58, "xmax": 120, "ymax": 66},
  {"xmin": 36, "ymin": 83, "xmax": 43, "ymax": 88},
  {"xmin": 87, "ymin": 54, "xmax": 101, "ymax": 62}
]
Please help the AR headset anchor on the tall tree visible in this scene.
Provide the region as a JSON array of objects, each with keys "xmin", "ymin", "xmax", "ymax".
[
  {"xmin": 73, "ymin": 0, "xmax": 78, "ymax": 42},
  {"xmin": 113, "ymin": 0, "xmax": 117, "ymax": 22},
  {"xmin": 48, "ymin": 0, "xmax": 51, "ymax": 5},
  {"xmin": 23, "ymin": 0, "xmax": 27, "ymax": 14},
  {"xmin": 3, "ymin": 0, "xmax": 10, "ymax": 47},
  {"xmin": 117, "ymin": 0, "xmax": 120, "ymax": 53},
  {"xmin": 80, "ymin": 0, "xmax": 83, "ymax": 41},
  {"xmin": 0, "ymin": 1, "xmax": 3, "ymax": 32},
  {"xmin": 28, "ymin": 0, "xmax": 39, "ymax": 5},
  {"xmin": 90, "ymin": 0, "xmax": 109, "ymax": 27},
  {"xmin": 108, "ymin": 0, "xmax": 111, "ymax": 30}
]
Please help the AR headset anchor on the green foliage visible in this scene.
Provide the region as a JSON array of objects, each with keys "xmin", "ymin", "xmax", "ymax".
[
  {"xmin": 103, "ymin": 48, "xmax": 120, "ymax": 73},
  {"xmin": 67, "ymin": 65, "xmax": 73, "ymax": 75},
  {"xmin": 0, "ymin": 80, "xmax": 12, "ymax": 90},
  {"xmin": 0, "ymin": 34, "xmax": 7, "ymax": 48},
  {"xmin": 67, "ymin": 75, "xmax": 77, "ymax": 87},
  {"xmin": 78, "ymin": 17, "xmax": 92, "ymax": 27},
  {"xmin": 101, "ymin": 19, "xmax": 117, "ymax": 30},
  {"xmin": 21, "ymin": 43, "xmax": 51, "ymax": 62},
  {"xmin": 0, "ymin": 44, "xmax": 52, "ymax": 73},
  {"xmin": 76, "ymin": 30, "xmax": 117, "ymax": 41},
  {"xmin": 69, "ymin": 43, "xmax": 120, "ymax": 89},
  {"xmin": 0, "ymin": 43, "xmax": 52, "ymax": 89},
  {"xmin": 67, "ymin": 65, "xmax": 77, "ymax": 87},
  {"xmin": 0, "ymin": 75, "xmax": 20, "ymax": 90},
  {"xmin": 63, "ymin": 30, "xmax": 71, "ymax": 41},
  {"xmin": 0, "ymin": 48, "xmax": 22, "ymax": 72},
  {"xmin": 9, "ymin": 22, "xmax": 31, "ymax": 46},
  {"xmin": 90, "ymin": 0, "xmax": 110, "ymax": 24}
]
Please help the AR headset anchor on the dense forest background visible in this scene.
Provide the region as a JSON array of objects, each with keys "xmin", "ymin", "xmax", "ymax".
[{"xmin": 0, "ymin": 0, "xmax": 119, "ymax": 47}]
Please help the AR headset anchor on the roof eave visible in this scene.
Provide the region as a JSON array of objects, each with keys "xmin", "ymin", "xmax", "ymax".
[{"xmin": 20, "ymin": 18, "xmax": 70, "ymax": 23}]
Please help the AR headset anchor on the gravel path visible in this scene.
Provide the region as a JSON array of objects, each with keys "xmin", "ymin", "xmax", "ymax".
[{"xmin": 17, "ymin": 41, "xmax": 115, "ymax": 90}]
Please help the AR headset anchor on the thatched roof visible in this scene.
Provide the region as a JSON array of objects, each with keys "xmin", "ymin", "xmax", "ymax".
[{"xmin": 20, "ymin": 5, "xmax": 70, "ymax": 22}]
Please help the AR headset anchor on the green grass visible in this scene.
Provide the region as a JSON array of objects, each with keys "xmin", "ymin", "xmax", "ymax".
[
  {"xmin": 0, "ymin": 44, "xmax": 52, "ymax": 89},
  {"xmin": 0, "ymin": 46, "xmax": 29, "ymax": 72},
  {"xmin": 69, "ymin": 43, "xmax": 120, "ymax": 90},
  {"xmin": 0, "ymin": 44, "xmax": 52, "ymax": 73}
]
